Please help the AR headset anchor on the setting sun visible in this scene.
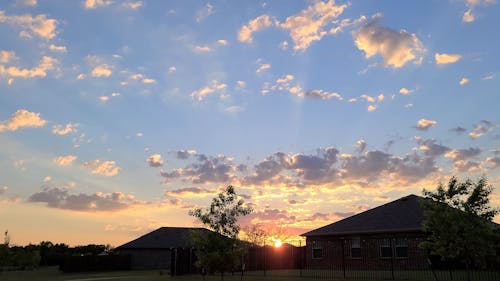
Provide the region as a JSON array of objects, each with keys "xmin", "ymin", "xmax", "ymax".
[{"xmin": 274, "ymin": 239, "xmax": 283, "ymax": 248}]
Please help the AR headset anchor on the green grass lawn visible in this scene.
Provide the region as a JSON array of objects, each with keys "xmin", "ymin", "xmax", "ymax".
[{"xmin": 1, "ymin": 267, "xmax": 498, "ymax": 281}]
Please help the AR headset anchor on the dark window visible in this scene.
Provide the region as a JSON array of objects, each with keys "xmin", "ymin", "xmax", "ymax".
[
  {"xmin": 380, "ymin": 238, "xmax": 392, "ymax": 258},
  {"xmin": 312, "ymin": 241, "xmax": 322, "ymax": 259},
  {"xmin": 351, "ymin": 238, "xmax": 361, "ymax": 258},
  {"xmin": 395, "ymin": 238, "xmax": 408, "ymax": 258}
]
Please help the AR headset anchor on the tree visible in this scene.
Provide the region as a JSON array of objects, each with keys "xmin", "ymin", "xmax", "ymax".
[
  {"xmin": 421, "ymin": 176, "xmax": 500, "ymax": 278},
  {"xmin": 189, "ymin": 186, "xmax": 252, "ymax": 280}
]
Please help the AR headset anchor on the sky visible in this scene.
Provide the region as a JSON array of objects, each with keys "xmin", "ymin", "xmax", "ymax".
[{"xmin": 0, "ymin": 0, "xmax": 499, "ymax": 247}]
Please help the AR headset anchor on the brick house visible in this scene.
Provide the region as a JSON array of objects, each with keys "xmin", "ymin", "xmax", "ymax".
[
  {"xmin": 115, "ymin": 227, "xmax": 212, "ymax": 270},
  {"xmin": 302, "ymin": 195, "xmax": 429, "ymax": 270}
]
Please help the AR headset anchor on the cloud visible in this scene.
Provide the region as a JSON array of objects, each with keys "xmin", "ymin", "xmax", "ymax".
[
  {"xmin": 435, "ymin": 53, "xmax": 462, "ymax": 64},
  {"xmin": 160, "ymin": 154, "xmax": 236, "ymax": 184},
  {"xmin": 17, "ymin": 0, "xmax": 37, "ymax": 6},
  {"xmin": 196, "ymin": 3, "xmax": 214, "ymax": 22},
  {"xmin": 217, "ymin": 39, "xmax": 228, "ymax": 45},
  {"xmin": 77, "ymin": 73, "xmax": 86, "ymax": 80},
  {"xmin": 454, "ymin": 160, "xmax": 480, "ymax": 172},
  {"xmin": 399, "ymin": 88, "xmax": 413, "ymax": 95},
  {"xmin": 192, "ymin": 45, "xmax": 213, "ymax": 53},
  {"xmin": 0, "ymin": 10, "xmax": 57, "ymax": 39},
  {"xmin": 43, "ymin": 176, "xmax": 52, "ymax": 184},
  {"xmin": 279, "ymin": 0, "xmax": 348, "ymax": 51},
  {"xmin": 353, "ymin": 20, "xmax": 424, "ymax": 68},
  {"xmin": 450, "ymin": 126, "xmax": 467, "ymax": 134},
  {"xmin": 417, "ymin": 138, "xmax": 451, "ymax": 157},
  {"xmin": 356, "ymin": 139, "xmax": 367, "ymax": 153},
  {"xmin": 469, "ymin": 120, "xmax": 493, "ymax": 138},
  {"xmin": 84, "ymin": 0, "xmax": 112, "ymax": 9},
  {"xmin": 0, "ymin": 50, "xmax": 16, "ymax": 63},
  {"xmin": 459, "ymin": 77, "xmax": 470, "ymax": 86},
  {"xmin": 83, "ymin": 160, "xmax": 120, "ymax": 176},
  {"xmin": 91, "ymin": 65, "xmax": 112, "ymax": 77},
  {"xmin": 0, "ymin": 109, "xmax": 46, "ymax": 132},
  {"xmin": 168, "ymin": 66, "xmax": 176, "ymax": 74},
  {"xmin": 28, "ymin": 187, "xmax": 140, "ymax": 212},
  {"xmin": 485, "ymin": 157, "xmax": 500, "ymax": 169},
  {"xmin": 52, "ymin": 123, "xmax": 77, "ymax": 135},
  {"xmin": 462, "ymin": 0, "xmax": 496, "ymax": 23},
  {"xmin": 54, "ymin": 155, "xmax": 77, "ymax": 166},
  {"xmin": 238, "ymin": 15, "xmax": 273, "ymax": 43},
  {"xmin": 0, "ymin": 186, "xmax": 7, "ymax": 195},
  {"xmin": 445, "ymin": 147, "xmax": 482, "ymax": 160},
  {"xmin": 49, "ymin": 44, "xmax": 67, "ymax": 53},
  {"xmin": 0, "ymin": 56, "xmax": 58, "ymax": 78},
  {"xmin": 256, "ymin": 63, "xmax": 271, "ymax": 73},
  {"xmin": 415, "ymin": 118, "xmax": 437, "ymax": 131},
  {"xmin": 191, "ymin": 80, "xmax": 227, "ymax": 101},
  {"xmin": 99, "ymin": 96, "xmax": 109, "ymax": 102},
  {"xmin": 303, "ymin": 90, "xmax": 343, "ymax": 100},
  {"xmin": 142, "ymin": 78, "xmax": 156, "ymax": 84},
  {"xmin": 147, "ymin": 154, "xmax": 163, "ymax": 167},
  {"xmin": 122, "ymin": 1, "xmax": 143, "ymax": 10},
  {"xmin": 176, "ymin": 150, "xmax": 197, "ymax": 159},
  {"xmin": 164, "ymin": 187, "xmax": 216, "ymax": 198},
  {"xmin": 224, "ymin": 106, "xmax": 244, "ymax": 113}
]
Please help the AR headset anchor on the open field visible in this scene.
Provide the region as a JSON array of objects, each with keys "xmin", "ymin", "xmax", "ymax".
[{"xmin": 1, "ymin": 267, "xmax": 499, "ymax": 281}]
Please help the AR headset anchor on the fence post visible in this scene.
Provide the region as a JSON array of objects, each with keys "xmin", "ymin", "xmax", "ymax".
[
  {"xmin": 299, "ymin": 240, "xmax": 302, "ymax": 277},
  {"xmin": 390, "ymin": 239, "xmax": 395, "ymax": 280},
  {"xmin": 341, "ymin": 239, "xmax": 346, "ymax": 279}
]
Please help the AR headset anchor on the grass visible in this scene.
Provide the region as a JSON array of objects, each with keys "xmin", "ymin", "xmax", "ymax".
[{"xmin": 1, "ymin": 267, "xmax": 498, "ymax": 281}]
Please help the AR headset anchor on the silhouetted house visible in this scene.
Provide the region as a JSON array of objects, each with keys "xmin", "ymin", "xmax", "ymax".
[
  {"xmin": 302, "ymin": 195, "xmax": 428, "ymax": 270},
  {"xmin": 115, "ymin": 227, "xmax": 212, "ymax": 270}
]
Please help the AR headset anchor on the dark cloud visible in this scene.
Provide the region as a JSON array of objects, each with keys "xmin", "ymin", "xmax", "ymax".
[
  {"xmin": 454, "ymin": 160, "xmax": 480, "ymax": 172},
  {"xmin": 176, "ymin": 150, "xmax": 196, "ymax": 159},
  {"xmin": 341, "ymin": 150, "xmax": 392, "ymax": 180},
  {"xmin": 486, "ymin": 157, "xmax": 500, "ymax": 169},
  {"xmin": 161, "ymin": 154, "xmax": 236, "ymax": 184},
  {"xmin": 164, "ymin": 187, "xmax": 215, "ymax": 197},
  {"xmin": 469, "ymin": 120, "xmax": 494, "ymax": 138},
  {"xmin": 445, "ymin": 147, "xmax": 482, "ymax": 160},
  {"xmin": 450, "ymin": 126, "xmax": 467, "ymax": 134},
  {"xmin": 28, "ymin": 187, "xmax": 139, "ymax": 212},
  {"xmin": 417, "ymin": 139, "xmax": 451, "ymax": 157}
]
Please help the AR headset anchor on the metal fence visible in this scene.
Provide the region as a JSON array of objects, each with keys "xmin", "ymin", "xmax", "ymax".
[{"xmin": 240, "ymin": 238, "xmax": 500, "ymax": 281}]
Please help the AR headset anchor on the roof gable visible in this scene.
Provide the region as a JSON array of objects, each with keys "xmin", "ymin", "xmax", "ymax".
[
  {"xmin": 302, "ymin": 195, "xmax": 425, "ymax": 237},
  {"xmin": 117, "ymin": 227, "xmax": 213, "ymax": 249}
]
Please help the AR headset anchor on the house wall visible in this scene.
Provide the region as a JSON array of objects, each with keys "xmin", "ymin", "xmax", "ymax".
[
  {"xmin": 305, "ymin": 232, "xmax": 427, "ymax": 270},
  {"xmin": 118, "ymin": 249, "xmax": 171, "ymax": 269}
]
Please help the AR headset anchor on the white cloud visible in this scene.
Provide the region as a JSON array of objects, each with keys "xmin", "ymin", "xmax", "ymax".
[
  {"xmin": 469, "ymin": 120, "xmax": 493, "ymax": 138},
  {"xmin": 0, "ymin": 56, "xmax": 58, "ymax": 79},
  {"xmin": 415, "ymin": 118, "xmax": 437, "ymax": 131},
  {"xmin": 122, "ymin": 1, "xmax": 143, "ymax": 10},
  {"xmin": 142, "ymin": 78, "xmax": 156, "ymax": 84},
  {"xmin": 0, "ymin": 109, "xmax": 46, "ymax": 132},
  {"xmin": 54, "ymin": 155, "xmax": 77, "ymax": 166},
  {"xmin": 462, "ymin": 0, "xmax": 496, "ymax": 23},
  {"xmin": 83, "ymin": 160, "xmax": 121, "ymax": 176},
  {"xmin": 0, "ymin": 186, "xmax": 7, "ymax": 195},
  {"xmin": 353, "ymin": 20, "xmax": 424, "ymax": 68},
  {"xmin": 168, "ymin": 66, "xmax": 176, "ymax": 74},
  {"xmin": 367, "ymin": 105, "xmax": 377, "ymax": 112},
  {"xmin": 77, "ymin": 73, "xmax": 86, "ymax": 80},
  {"xmin": 0, "ymin": 50, "xmax": 16, "ymax": 63},
  {"xmin": 99, "ymin": 95, "xmax": 109, "ymax": 102},
  {"xmin": 196, "ymin": 3, "xmax": 214, "ymax": 22},
  {"xmin": 0, "ymin": 10, "xmax": 57, "ymax": 39},
  {"xmin": 224, "ymin": 105, "xmax": 244, "ymax": 113},
  {"xmin": 49, "ymin": 44, "xmax": 67, "ymax": 53},
  {"xmin": 217, "ymin": 39, "xmax": 228, "ymax": 45},
  {"xmin": 52, "ymin": 123, "xmax": 77, "ymax": 135},
  {"xmin": 463, "ymin": 9, "xmax": 475, "ymax": 22},
  {"xmin": 256, "ymin": 63, "xmax": 271, "ymax": 73},
  {"xmin": 17, "ymin": 0, "xmax": 37, "ymax": 6},
  {"xmin": 399, "ymin": 87, "xmax": 413, "ymax": 95},
  {"xmin": 91, "ymin": 64, "xmax": 112, "ymax": 77},
  {"xmin": 147, "ymin": 154, "xmax": 163, "ymax": 167},
  {"xmin": 192, "ymin": 45, "xmax": 213, "ymax": 53},
  {"xmin": 43, "ymin": 176, "xmax": 51, "ymax": 183},
  {"xmin": 238, "ymin": 15, "xmax": 272, "ymax": 43},
  {"xmin": 459, "ymin": 77, "xmax": 470, "ymax": 86},
  {"xmin": 435, "ymin": 53, "xmax": 462, "ymax": 64},
  {"xmin": 191, "ymin": 80, "xmax": 227, "ymax": 101},
  {"xmin": 84, "ymin": 0, "xmax": 112, "ymax": 9},
  {"xmin": 279, "ymin": 0, "xmax": 348, "ymax": 51}
]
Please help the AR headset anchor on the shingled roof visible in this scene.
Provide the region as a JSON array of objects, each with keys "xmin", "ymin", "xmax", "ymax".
[
  {"xmin": 117, "ymin": 227, "xmax": 213, "ymax": 249},
  {"xmin": 302, "ymin": 194, "xmax": 426, "ymax": 237}
]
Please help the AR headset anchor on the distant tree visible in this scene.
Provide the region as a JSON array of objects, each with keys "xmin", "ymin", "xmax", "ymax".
[
  {"xmin": 189, "ymin": 186, "xmax": 252, "ymax": 281},
  {"xmin": 0, "ymin": 230, "xmax": 10, "ymax": 267},
  {"xmin": 242, "ymin": 224, "xmax": 267, "ymax": 246},
  {"xmin": 421, "ymin": 176, "xmax": 500, "ymax": 279}
]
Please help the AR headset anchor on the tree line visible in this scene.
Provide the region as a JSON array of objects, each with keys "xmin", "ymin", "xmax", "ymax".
[{"xmin": 0, "ymin": 235, "xmax": 112, "ymax": 270}]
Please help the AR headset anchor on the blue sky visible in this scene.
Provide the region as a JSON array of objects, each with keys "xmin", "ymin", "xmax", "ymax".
[{"xmin": 0, "ymin": 0, "xmax": 499, "ymax": 246}]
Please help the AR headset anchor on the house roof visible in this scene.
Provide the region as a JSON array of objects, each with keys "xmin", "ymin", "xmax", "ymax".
[
  {"xmin": 116, "ymin": 227, "xmax": 213, "ymax": 249},
  {"xmin": 302, "ymin": 194, "xmax": 426, "ymax": 237}
]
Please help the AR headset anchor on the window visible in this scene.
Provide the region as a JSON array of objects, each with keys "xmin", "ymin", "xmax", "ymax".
[
  {"xmin": 380, "ymin": 238, "xmax": 392, "ymax": 258},
  {"xmin": 312, "ymin": 241, "xmax": 322, "ymax": 259},
  {"xmin": 350, "ymin": 237, "xmax": 361, "ymax": 258},
  {"xmin": 395, "ymin": 238, "xmax": 408, "ymax": 258}
]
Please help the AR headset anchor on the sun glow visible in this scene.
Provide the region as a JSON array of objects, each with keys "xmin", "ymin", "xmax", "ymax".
[{"xmin": 274, "ymin": 239, "xmax": 282, "ymax": 248}]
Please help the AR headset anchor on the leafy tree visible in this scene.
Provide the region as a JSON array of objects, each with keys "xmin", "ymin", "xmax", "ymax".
[
  {"xmin": 189, "ymin": 186, "xmax": 252, "ymax": 280},
  {"xmin": 421, "ymin": 176, "xmax": 500, "ymax": 277}
]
